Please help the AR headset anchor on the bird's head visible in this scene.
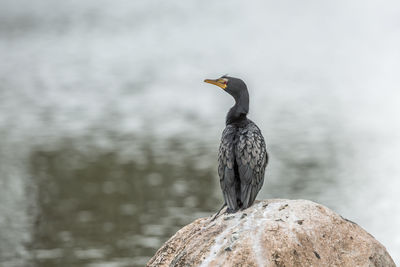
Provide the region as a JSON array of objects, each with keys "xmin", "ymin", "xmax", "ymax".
[{"xmin": 204, "ymin": 75, "xmax": 247, "ymax": 99}]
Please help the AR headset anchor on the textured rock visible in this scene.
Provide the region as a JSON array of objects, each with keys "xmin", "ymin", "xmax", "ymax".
[{"xmin": 147, "ymin": 199, "xmax": 395, "ymax": 267}]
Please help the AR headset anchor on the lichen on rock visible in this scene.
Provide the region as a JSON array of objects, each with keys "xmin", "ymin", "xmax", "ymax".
[{"xmin": 147, "ymin": 199, "xmax": 395, "ymax": 267}]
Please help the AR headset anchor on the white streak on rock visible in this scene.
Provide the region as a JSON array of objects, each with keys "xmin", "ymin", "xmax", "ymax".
[{"xmin": 200, "ymin": 215, "xmax": 241, "ymax": 267}]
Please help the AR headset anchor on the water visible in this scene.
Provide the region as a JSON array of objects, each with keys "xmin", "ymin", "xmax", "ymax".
[{"xmin": 1, "ymin": 0, "xmax": 399, "ymax": 266}]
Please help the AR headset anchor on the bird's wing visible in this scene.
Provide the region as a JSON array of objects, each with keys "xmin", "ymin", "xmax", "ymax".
[
  {"xmin": 235, "ymin": 122, "xmax": 268, "ymax": 208},
  {"xmin": 218, "ymin": 125, "xmax": 239, "ymax": 211}
]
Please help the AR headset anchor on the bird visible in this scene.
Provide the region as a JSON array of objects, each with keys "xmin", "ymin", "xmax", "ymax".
[{"xmin": 204, "ymin": 75, "xmax": 268, "ymax": 217}]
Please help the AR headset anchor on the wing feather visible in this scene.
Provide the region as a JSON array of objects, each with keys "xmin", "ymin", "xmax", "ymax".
[
  {"xmin": 235, "ymin": 121, "xmax": 268, "ymax": 208},
  {"xmin": 218, "ymin": 125, "xmax": 239, "ymax": 211}
]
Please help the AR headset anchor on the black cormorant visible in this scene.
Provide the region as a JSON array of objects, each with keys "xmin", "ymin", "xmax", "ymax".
[{"xmin": 204, "ymin": 75, "xmax": 268, "ymax": 215}]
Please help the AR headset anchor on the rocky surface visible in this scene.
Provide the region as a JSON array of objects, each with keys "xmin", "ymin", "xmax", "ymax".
[{"xmin": 147, "ymin": 199, "xmax": 395, "ymax": 267}]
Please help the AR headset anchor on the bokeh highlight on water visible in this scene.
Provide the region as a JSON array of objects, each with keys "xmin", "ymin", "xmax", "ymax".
[{"xmin": 1, "ymin": 0, "xmax": 399, "ymax": 266}]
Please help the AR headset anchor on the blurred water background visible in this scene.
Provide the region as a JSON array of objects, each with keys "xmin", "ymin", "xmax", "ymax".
[{"xmin": 0, "ymin": 0, "xmax": 399, "ymax": 266}]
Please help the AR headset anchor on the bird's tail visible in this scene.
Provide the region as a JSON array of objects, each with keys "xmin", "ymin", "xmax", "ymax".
[{"xmin": 211, "ymin": 203, "xmax": 227, "ymax": 221}]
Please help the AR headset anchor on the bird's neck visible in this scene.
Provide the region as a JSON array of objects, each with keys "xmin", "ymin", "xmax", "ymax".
[{"xmin": 226, "ymin": 90, "xmax": 249, "ymax": 125}]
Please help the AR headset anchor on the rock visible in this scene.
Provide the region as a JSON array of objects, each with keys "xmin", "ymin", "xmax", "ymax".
[{"xmin": 147, "ymin": 199, "xmax": 395, "ymax": 267}]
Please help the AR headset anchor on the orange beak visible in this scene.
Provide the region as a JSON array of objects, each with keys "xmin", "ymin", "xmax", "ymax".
[{"xmin": 204, "ymin": 78, "xmax": 227, "ymax": 89}]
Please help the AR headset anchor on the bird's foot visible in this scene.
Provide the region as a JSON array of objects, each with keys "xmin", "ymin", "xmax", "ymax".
[{"xmin": 226, "ymin": 208, "xmax": 235, "ymax": 213}]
